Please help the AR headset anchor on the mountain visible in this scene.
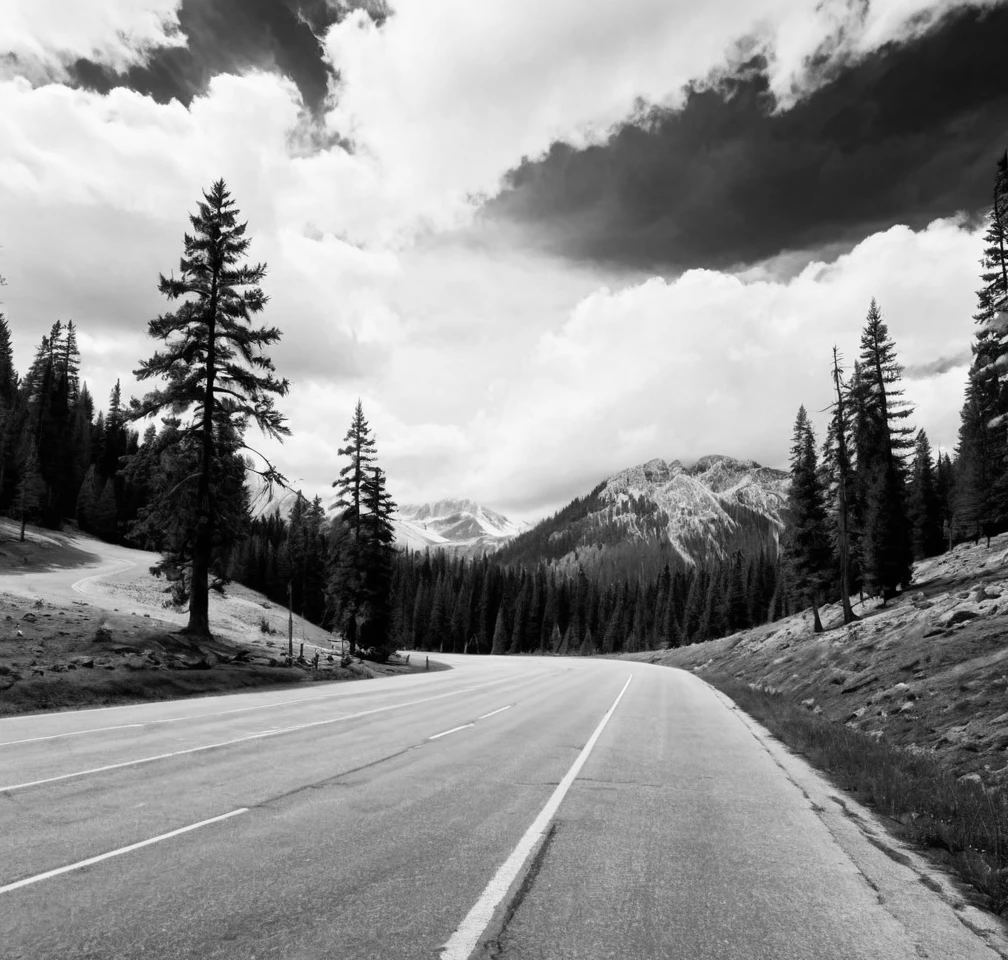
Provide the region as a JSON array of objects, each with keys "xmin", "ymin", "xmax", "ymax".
[
  {"xmin": 393, "ymin": 498, "xmax": 531, "ymax": 556},
  {"xmin": 494, "ymin": 455, "xmax": 789, "ymax": 579}
]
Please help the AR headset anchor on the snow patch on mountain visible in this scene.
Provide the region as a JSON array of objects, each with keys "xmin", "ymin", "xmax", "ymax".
[
  {"xmin": 394, "ymin": 498, "xmax": 530, "ymax": 554},
  {"xmin": 598, "ymin": 454, "xmax": 789, "ymax": 564}
]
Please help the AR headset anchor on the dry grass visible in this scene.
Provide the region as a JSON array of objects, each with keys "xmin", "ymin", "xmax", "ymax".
[{"xmin": 612, "ymin": 536, "xmax": 1008, "ymax": 916}]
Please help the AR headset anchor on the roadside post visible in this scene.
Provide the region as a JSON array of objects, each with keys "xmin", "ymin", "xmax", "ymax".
[{"xmin": 288, "ymin": 580, "xmax": 294, "ymax": 661}]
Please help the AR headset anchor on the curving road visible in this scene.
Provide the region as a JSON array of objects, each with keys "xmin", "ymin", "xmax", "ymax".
[{"xmin": 1, "ymin": 654, "xmax": 1004, "ymax": 959}]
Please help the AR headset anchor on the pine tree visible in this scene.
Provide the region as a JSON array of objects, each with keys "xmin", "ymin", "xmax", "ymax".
[
  {"xmin": 857, "ymin": 299, "xmax": 914, "ymax": 600},
  {"xmin": 130, "ymin": 180, "xmax": 289, "ymax": 636},
  {"xmin": 129, "ymin": 418, "xmax": 250, "ymax": 605},
  {"xmin": 826, "ymin": 347, "xmax": 858, "ymax": 623},
  {"xmin": 490, "ymin": 605, "xmax": 508, "ymax": 654},
  {"xmin": 972, "ymin": 150, "xmax": 1008, "ymax": 410},
  {"xmin": 15, "ymin": 434, "xmax": 46, "ymax": 541},
  {"xmin": 936, "ymin": 451, "xmax": 956, "ymax": 549},
  {"xmin": 548, "ymin": 621, "xmax": 561, "ymax": 654},
  {"xmin": 955, "ymin": 153, "xmax": 1008, "ymax": 538},
  {"xmin": 908, "ymin": 430, "xmax": 942, "ymax": 559},
  {"xmin": 0, "ymin": 312, "xmax": 16, "ymax": 503},
  {"xmin": 0, "ymin": 312, "xmax": 16, "ymax": 407},
  {"xmin": 781, "ymin": 406, "xmax": 832, "ymax": 631},
  {"xmin": 332, "ymin": 400, "xmax": 376, "ymax": 542},
  {"xmin": 358, "ymin": 465, "xmax": 397, "ymax": 657}
]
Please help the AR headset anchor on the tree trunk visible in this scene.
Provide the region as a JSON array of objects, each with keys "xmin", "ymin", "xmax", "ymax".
[
  {"xmin": 832, "ymin": 349, "xmax": 859, "ymax": 626},
  {"xmin": 186, "ymin": 268, "xmax": 218, "ymax": 639},
  {"xmin": 186, "ymin": 536, "xmax": 211, "ymax": 636},
  {"xmin": 187, "ymin": 238, "xmax": 222, "ymax": 639},
  {"xmin": 765, "ymin": 583, "xmax": 779, "ymax": 625},
  {"xmin": 811, "ymin": 598, "xmax": 823, "ymax": 633},
  {"xmin": 346, "ymin": 616, "xmax": 357, "ymax": 657}
]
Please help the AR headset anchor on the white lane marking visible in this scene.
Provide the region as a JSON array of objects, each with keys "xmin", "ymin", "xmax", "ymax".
[
  {"xmin": 429, "ymin": 723, "xmax": 475, "ymax": 741},
  {"xmin": 1, "ymin": 725, "xmax": 146, "ymax": 747},
  {"xmin": 0, "ymin": 808, "xmax": 248, "ymax": 895},
  {"xmin": 0, "ymin": 679, "xmax": 513, "ymax": 793},
  {"xmin": 0, "ymin": 685, "xmax": 414, "ymax": 747},
  {"xmin": 440, "ymin": 674, "xmax": 633, "ymax": 960},
  {"xmin": 0, "ymin": 665, "xmax": 553, "ymax": 727},
  {"xmin": 478, "ymin": 704, "xmax": 513, "ymax": 721}
]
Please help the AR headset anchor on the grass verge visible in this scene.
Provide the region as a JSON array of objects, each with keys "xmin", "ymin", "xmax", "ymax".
[
  {"xmin": 0, "ymin": 664, "xmax": 314, "ymax": 715},
  {"xmin": 706, "ymin": 673, "xmax": 1008, "ymax": 917}
]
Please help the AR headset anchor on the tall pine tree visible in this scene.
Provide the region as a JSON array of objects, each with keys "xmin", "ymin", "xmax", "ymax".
[
  {"xmin": 856, "ymin": 299, "xmax": 914, "ymax": 601},
  {"xmin": 781, "ymin": 406, "xmax": 831, "ymax": 632},
  {"xmin": 130, "ymin": 179, "xmax": 289, "ymax": 636}
]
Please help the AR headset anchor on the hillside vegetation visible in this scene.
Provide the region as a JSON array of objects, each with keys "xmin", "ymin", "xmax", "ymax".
[{"xmin": 623, "ymin": 535, "xmax": 1008, "ymax": 913}]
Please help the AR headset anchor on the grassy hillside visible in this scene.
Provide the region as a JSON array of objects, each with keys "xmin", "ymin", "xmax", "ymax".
[
  {"xmin": 622, "ymin": 533, "xmax": 1008, "ymax": 915},
  {"xmin": 0, "ymin": 523, "xmax": 433, "ymax": 716}
]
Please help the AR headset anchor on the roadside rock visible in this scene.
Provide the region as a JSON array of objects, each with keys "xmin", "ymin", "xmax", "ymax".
[{"xmin": 945, "ymin": 609, "xmax": 979, "ymax": 627}]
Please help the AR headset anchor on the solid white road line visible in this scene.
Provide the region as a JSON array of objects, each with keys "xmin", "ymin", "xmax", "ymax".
[
  {"xmin": 0, "ymin": 679, "xmax": 513, "ymax": 793},
  {"xmin": 477, "ymin": 704, "xmax": 513, "ymax": 720},
  {"xmin": 429, "ymin": 723, "xmax": 475, "ymax": 740},
  {"xmin": 440, "ymin": 674, "xmax": 633, "ymax": 960},
  {"xmin": 0, "ymin": 808, "xmax": 248, "ymax": 895}
]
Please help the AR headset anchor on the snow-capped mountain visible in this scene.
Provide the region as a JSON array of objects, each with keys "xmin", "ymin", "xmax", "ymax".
[
  {"xmin": 393, "ymin": 498, "xmax": 531, "ymax": 555},
  {"xmin": 600, "ymin": 455, "xmax": 788, "ymax": 561},
  {"xmin": 496, "ymin": 454, "xmax": 789, "ymax": 573}
]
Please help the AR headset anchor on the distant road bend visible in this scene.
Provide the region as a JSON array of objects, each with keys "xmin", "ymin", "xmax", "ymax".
[{"xmin": 1, "ymin": 655, "xmax": 1003, "ymax": 959}]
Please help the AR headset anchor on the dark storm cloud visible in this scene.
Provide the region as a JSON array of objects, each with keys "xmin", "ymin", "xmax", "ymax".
[
  {"xmin": 487, "ymin": 5, "xmax": 1008, "ymax": 273},
  {"xmin": 904, "ymin": 351, "xmax": 972, "ymax": 380},
  {"xmin": 66, "ymin": 0, "xmax": 388, "ymax": 115}
]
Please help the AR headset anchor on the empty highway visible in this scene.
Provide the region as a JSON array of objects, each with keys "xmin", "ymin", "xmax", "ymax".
[{"xmin": 1, "ymin": 655, "xmax": 1003, "ymax": 959}]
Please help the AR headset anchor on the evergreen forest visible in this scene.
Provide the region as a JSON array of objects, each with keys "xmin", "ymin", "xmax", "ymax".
[{"xmin": 1, "ymin": 153, "xmax": 1006, "ymax": 661}]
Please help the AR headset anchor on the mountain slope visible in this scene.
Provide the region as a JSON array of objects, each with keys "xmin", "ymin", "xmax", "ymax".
[
  {"xmin": 394, "ymin": 498, "xmax": 530, "ymax": 555},
  {"xmin": 495, "ymin": 455, "xmax": 789, "ymax": 578}
]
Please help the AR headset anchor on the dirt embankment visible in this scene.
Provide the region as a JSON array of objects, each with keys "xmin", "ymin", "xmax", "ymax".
[
  {"xmin": 0, "ymin": 522, "xmax": 431, "ymax": 716},
  {"xmin": 625, "ymin": 533, "xmax": 1008, "ymax": 787}
]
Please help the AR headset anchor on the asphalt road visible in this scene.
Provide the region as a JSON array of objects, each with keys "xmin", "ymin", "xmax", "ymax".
[{"xmin": 0, "ymin": 655, "xmax": 1003, "ymax": 960}]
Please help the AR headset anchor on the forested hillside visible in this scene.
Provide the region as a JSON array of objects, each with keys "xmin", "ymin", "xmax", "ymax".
[{"xmin": 1, "ymin": 153, "xmax": 1007, "ymax": 661}]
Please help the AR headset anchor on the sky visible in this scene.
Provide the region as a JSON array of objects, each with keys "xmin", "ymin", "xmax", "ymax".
[{"xmin": 1, "ymin": 0, "xmax": 1006, "ymax": 523}]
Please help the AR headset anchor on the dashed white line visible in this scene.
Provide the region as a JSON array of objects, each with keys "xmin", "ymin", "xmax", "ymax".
[
  {"xmin": 0, "ymin": 679, "xmax": 514, "ymax": 793},
  {"xmin": 440, "ymin": 674, "xmax": 633, "ymax": 960},
  {"xmin": 0, "ymin": 687, "xmax": 394, "ymax": 747},
  {"xmin": 478, "ymin": 704, "xmax": 513, "ymax": 721},
  {"xmin": 0, "ymin": 808, "xmax": 248, "ymax": 895},
  {"xmin": 429, "ymin": 723, "xmax": 475, "ymax": 741}
]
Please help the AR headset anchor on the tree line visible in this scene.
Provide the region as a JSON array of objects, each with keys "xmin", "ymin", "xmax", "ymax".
[
  {"xmin": 0, "ymin": 311, "xmax": 146, "ymax": 543},
  {"xmin": 782, "ymin": 152, "xmax": 1008, "ymax": 629},
  {"xmin": 3, "ymin": 151, "xmax": 1006, "ymax": 658},
  {"xmin": 1, "ymin": 181, "xmax": 397, "ymax": 659}
]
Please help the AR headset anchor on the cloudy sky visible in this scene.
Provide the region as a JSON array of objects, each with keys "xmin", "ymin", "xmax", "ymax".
[{"xmin": 2, "ymin": 0, "xmax": 1006, "ymax": 522}]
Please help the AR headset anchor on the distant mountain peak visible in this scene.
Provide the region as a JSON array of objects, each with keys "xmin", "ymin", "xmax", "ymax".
[
  {"xmin": 495, "ymin": 453, "xmax": 789, "ymax": 576},
  {"xmin": 393, "ymin": 498, "xmax": 529, "ymax": 555}
]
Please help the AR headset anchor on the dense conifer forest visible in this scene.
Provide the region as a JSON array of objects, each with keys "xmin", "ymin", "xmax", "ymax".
[{"xmin": 1, "ymin": 153, "xmax": 1006, "ymax": 658}]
